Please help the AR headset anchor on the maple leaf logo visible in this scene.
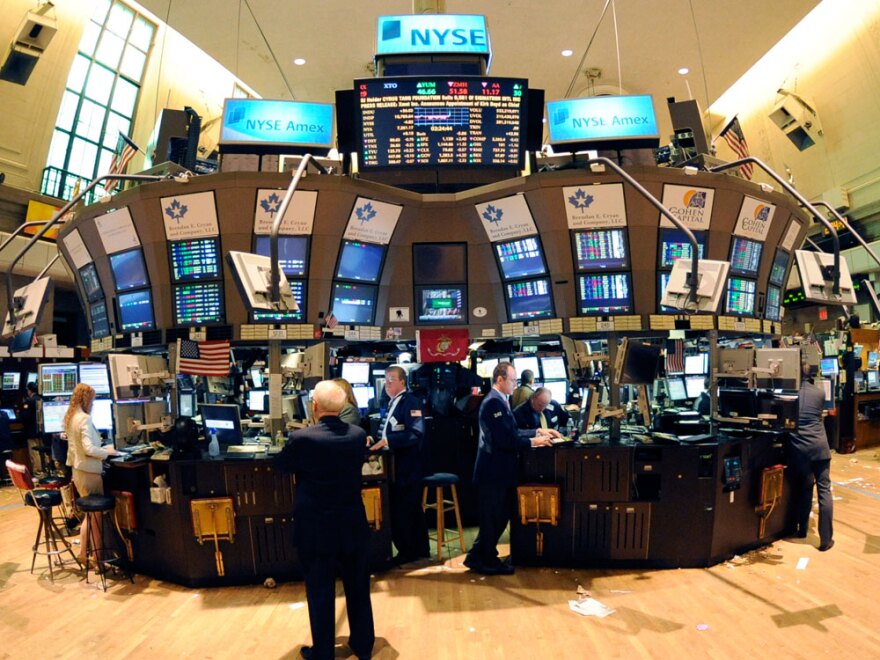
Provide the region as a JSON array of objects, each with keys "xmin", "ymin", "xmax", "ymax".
[
  {"xmin": 482, "ymin": 204, "xmax": 504, "ymax": 224},
  {"xmin": 260, "ymin": 192, "xmax": 282, "ymax": 215},
  {"xmin": 567, "ymin": 188, "xmax": 594, "ymax": 210},
  {"xmin": 356, "ymin": 202, "xmax": 377, "ymax": 224},
  {"xmin": 164, "ymin": 199, "xmax": 188, "ymax": 222}
]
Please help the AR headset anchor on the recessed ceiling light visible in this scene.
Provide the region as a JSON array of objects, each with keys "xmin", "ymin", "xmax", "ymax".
[
  {"xmin": 678, "ymin": 67, "xmax": 689, "ymax": 75},
  {"xmin": 561, "ymin": 49, "xmax": 574, "ymax": 57},
  {"xmin": 294, "ymin": 58, "xmax": 306, "ymax": 66}
]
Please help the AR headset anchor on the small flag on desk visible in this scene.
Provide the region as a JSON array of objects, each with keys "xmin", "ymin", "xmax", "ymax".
[
  {"xmin": 177, "ymin": 338, "xmax": 231, "ymax": 377},
  {"xmin": 666, "ymin": 339, "xmax": 684, "ymax": 374},
  {"xmin": 323, "ymin": 311, "xmax": 338, "ymax": 329},
  {"xmin": 104, "ymin": 133, "xmax": 140, "ymax": 193}
]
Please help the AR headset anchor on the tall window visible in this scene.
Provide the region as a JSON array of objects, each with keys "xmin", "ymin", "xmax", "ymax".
[{"xmin": 41, "ymin": 0, "xmax": 155, "ymax": 202}]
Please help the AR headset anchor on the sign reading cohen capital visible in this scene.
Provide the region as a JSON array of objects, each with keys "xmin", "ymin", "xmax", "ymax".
[
  {"xmin": 219, "ymin": 99, "xmax": 334, "ymax": 148},
  {"xmin": 734, "ymin": 196, "xmax": 776, "ymax": 242},
  {"xmin": 376, "ymin": 14, "xmax": 491, "ymax": 59}
]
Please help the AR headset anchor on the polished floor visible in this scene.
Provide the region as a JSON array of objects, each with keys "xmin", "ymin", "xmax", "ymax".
[{"xmin": 2, "ymin": 448, "xmax": 880, "ymax": 659}]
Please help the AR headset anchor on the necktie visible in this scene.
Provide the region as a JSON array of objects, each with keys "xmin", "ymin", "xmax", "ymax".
[{"xmin": 539, "ymin": 412, "xmax": 548, "ymax": 429}]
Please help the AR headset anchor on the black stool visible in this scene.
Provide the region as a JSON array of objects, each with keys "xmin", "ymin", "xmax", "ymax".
[
  {"xmin": 76, "ymin": 495, "xmax": 133, "ymax": 591},
  {"xmin": 421, "ymin": 473, "xmax": 466, "ymax": 561}
]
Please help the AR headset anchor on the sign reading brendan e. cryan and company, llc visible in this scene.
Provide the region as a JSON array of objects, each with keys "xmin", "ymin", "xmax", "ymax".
[{"xmin": 219, "ymin": 99, "xmax": 334, "ymax": 148}]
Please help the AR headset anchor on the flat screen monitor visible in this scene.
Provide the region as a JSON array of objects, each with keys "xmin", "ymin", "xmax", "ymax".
[
  {"xmin": 109, "ymin": 248, "xmax": 149, "ymax": 292},
  {"xmin": 169, "ymin": 237, "xmax": 222, "ymax": 282},
  {"xmin": 756, "ymin": 391, "xmax": 799, "ymax": 430},
  {"xmin": 541, "ymin": 356, "xmax": 567, "ymax": 380},
  {"xmin": 331, "ymin": 282, "xmax": 377, "ymax": 325},
  {"xmin": 352, "ymin": 384, "xmax": 372, "ymax": 409},
  {"xmin": 658, "ymin": 229, "xmax": 707, "ymax": 270},
  {"xmin": 494, "ymin": 237, "xmax": 547, "ymax": 281},
  {"xmin": 40, "ymin": 363, "xmax": 78, "ymax": 396},
  {"xmin": 415, "ymin": 286, "xmax": 466, "ymax": 324},
  {"xmin": 412, "ymin": 243, "xmax": 467, "ymax": 284},
  {"xmin": 78, "ymin": 363, "xmax": 111, "ymax": 395},
  {"xmin": 341, "ymin": 362, "xmax": 371, "ymax": 385},
  {"xmin": 90, "ymin": 300, "xmax": 111, "ymax": 338},
  {"xmin": 2, "ymin": 372, "xmax": 20, "ymax": 390},
  {"xmin": 355, "ymin": 76, "xmax": 527, "ymax": 169},
  {"xmin": 542, "ymin": 379, "xmax": 568, "ymax": 404},
  {"xmin": 729, "ymin": 237, "xmax": 763, "ymax": 277},
  {"xmin": 9, "ymin": 328, "xmax": 36, "ymax": 354},
  {"xmin": 247, "ymin": 389, "xmax": 268, "ymax": 413},
  {"xmin": 667, "ymin": 377, "xmax": 687, "ymax": 401},
  {"xmin": 1, "ymin": 407, "xmax": 16, "ymax": 420},
  {"xmin": 250, "ymin": 368, "xmax": 264, "ymax": 388},
  {"xmin": 79, "ymin": 262, "xmax": 103, "ymax": 302},
  {"xmin": 173, "ymin": 282, "xmax": 225, "ymax": 326},
  {"xmin": 116, "ymin": 289, "xmax": 155, "ymax": 332},
  {"xmin": 335, "ymin": 240, "xmax": 385, "ymax": 283},
  {"xmin": 870, "ymin": 352, "xmax": 879, "ymax": 369},
  {"xmin": 820, "ymin": 357, "xmax": 838, "ymax": 376},
  {"xmin": 755, "ymin": 348, "xmax": 801, "ymax": 390},
  {"xmin": 91, "ymin": 398, "xmax": 113, "ymax": 431},
  {"xmin": 254, "ymin": 235, "xmax": 309, "ymax": 278},
  {"xmin": 795, "ymin": 249, "xmax": 857, "ymax": 305},
  {"xmin": 505, "ymin": 278, "xmax": 554, "ymax": 321},
  {"xmin": 685, "ymin": 376, "xmax": 705, "ymax": 399},
  {"xmin": 220, "ymin": 98, "xmax": 334, "ymax": 148},
  {"xmin": 477, "ymin": 358, "xmax": 499, "ymax": 379},
  {"xmin": 179, "ymin": 391, "xmax": 196, "ymax": 418},
  {"xmin": 577, "ymin": 273, "xmax": 632, "ymax": 315},
  {"xmin": 765, "ymin": 285, "xmax": 782, "ymax": 321},
  {"xmin": 769, "ymin": 249, "xmax": 789, "ymax": 286},
  {"xmin": 253, "ymin": 279, "xmax": 305, "ymax": 324},
  {"xmin": 199, "ymin": 403, "xmax": 243, "ymax": 448},
  {"xmin": 618, "ymin": 340, "xmax": 661, "ymax": 385},
  {"xmin": 26, "ymin": 371, "xmax": 37, "ymax": 386},
  {"xmin": 513, "ymin": 356, "xmax": 540, "ymax": 380},
  {"xmin": 572, "ymin": 229, "xmax": 628, "ymax": 270},
  {"xmin": 718, "ymin": 388, "xmax": 756, "ymax": 419},
  {"xmin": 869, "ymin": 370, "xmax": 879, "ymax": 389},
  {"xmin": 546, "ymin": 94, "xmax": 659, "ymax": 151},
  {"xmin": 41, "ymin": 400, "xmax": 67, "ymax": 434},
  {"xmin": 726, "ymin": 277, "xmax": 756, "ymax": 316},
  {"xmin": 684, "ymin": 354, "xmax": 708, "ymax": 376}
]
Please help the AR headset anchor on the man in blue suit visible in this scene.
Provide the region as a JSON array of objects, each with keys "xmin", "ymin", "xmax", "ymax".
[
  {"xmin": 275, "ymin": 380, "xmax": 374, "ymax": 660},
  {"xmin": 513, "ymin": 387, "xmax": 571, "ymax": 432},
  {"xmin": 465, "ymin": 362, "xmax": 557, "ymax": 575},
  {"xmin": 369, "ymin": 365, "xmax": 429, "ymax": 564}
]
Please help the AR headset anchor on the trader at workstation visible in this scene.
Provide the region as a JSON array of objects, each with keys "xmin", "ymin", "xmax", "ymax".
[
  {"xmin": 513, "ymin": 387, "xmax": 570, "ymax": 432},
  {"xmin": 510, "ymin": 369, "xmax": 536, "ymax": 409}
]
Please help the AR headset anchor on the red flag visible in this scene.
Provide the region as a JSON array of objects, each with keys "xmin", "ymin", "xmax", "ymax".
[
  {"xmin": 417, "ymin": 328, "xmax": 470, "ymax": 363},
  {"xmin": 718, "ymin": 116, "xmax": 754, "ymax": 180},
  {"xmin": 177, "ymin": 338, "xmax": 231, "ymax": 377}
]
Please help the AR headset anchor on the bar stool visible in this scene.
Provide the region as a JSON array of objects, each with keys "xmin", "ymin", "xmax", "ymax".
[
  {"xmin": 5, "ymin": 460, "xmax": 81, "ymax": 582},
  {"xmin": 421, "ymin": 473, "xmax": 466, "ymax": 561},
  {"xmin": 76, "ymin": 494, "xmax": 133, "ymax": 591}
]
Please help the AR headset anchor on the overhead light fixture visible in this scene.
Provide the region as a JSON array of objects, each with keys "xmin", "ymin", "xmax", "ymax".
[
  {"xmin": 678, "ymin": 67, "xmax": 689, "ymax": 75},
  {"xmin": 293, "ymin": 58, "xmax": 306, "ymax": 66},
  {"xmin": 561, "ymin": 49, "xmax": 573, "ymax": 57}
]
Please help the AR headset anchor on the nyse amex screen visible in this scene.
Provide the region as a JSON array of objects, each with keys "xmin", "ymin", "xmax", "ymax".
[{"xmin": 355, "ymin": 77, "xmax": 526, "ymax": 168}]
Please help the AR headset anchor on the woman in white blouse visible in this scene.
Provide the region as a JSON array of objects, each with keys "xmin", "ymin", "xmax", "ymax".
[{"xmin": 64, "ymin": 383, "xmax": 117, "ymax": 562}]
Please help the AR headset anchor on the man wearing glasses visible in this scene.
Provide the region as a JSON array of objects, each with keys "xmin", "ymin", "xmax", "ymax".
[{"xmin": 465, "ymin": 362, "xmax": 559, "ymax": 575}]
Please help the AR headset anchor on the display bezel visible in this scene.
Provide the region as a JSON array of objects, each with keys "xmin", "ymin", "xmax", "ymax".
[
  {"xmin": 493, "ymin": 235, "xmax": 548, "ymax": 281},
  {"xmin": 575, "ymin": 272, "xmax": 633, "ymax": 316},
  {"xmin": 570, "ymin": 228, "xmax": 630, "ymax": 271},
  {"xmin": 504, "ymin": 277, "xmax": 555, "ymax": 322},
  {"xmin": 330, "ymin": 282, "xmax": 378, "ymax": 325},
  {"xmin": 109, "ymin": 247, "xmax": 150, "ymax": 292},
  {"xmin": 168, "ymin": 237, "xmax": 222, "ymax": 283},
  {"xmin": 414, "ymin": 285, "xmax": 468, "ymax": 325},
  {"xmin": 728, "ymin": 236, "xmax": 764, "ymax": 277},
  {"xmin": 115, "ymin": 289, "xmax": 156, "ymax": 332},
  {"xmin": 725, "ymin": 277, "xmax": 757, "ymax": 317},
  {"xmin": 172, "ymin": 281, "xmax": 226, "ymax": 327},
  {"xmin": 334, "ymin": 240, "xmax": 387, "ymax": 284},
  {"xmin": 253, "ymin": 235, "xmax": 310, "ymax": 278},
  {"xmin": 657, "ymin": 228, "xmax": 708, "ymax": 270}
]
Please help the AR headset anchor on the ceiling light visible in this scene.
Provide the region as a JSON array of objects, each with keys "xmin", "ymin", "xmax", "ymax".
[
  {"xmin": 293, "ymin": 58, "xmax": 306, "ymax": 66},
  {"xmin": 678, "ymin": 67, "xmax": 689, "ymax": 75},
  {"xmin": 561, "ymin": 49, "xmax": 573, "ymax": 57}
]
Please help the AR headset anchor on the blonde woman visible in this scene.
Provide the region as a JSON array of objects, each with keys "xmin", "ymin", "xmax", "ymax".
[
  {"xmin": 64, "ymin": 383, "xmax": 117, "ymax": 562},
  {"xmin": 333, "ymin": 377, "xmax": 362, "ymax": 426}
]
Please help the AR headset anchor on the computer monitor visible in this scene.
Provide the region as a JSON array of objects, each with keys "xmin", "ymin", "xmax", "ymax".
[
  {"xmin": 667, "ymin": 378, "xmax": 687, "ymax": 402},
  {"xmin": 199, "ymin": 403, "xmax": 243, "ymax": 449},
  {"xmin": 726, "ymin": 277, "xmax": 756, "ymax": 316},
  {"xmin": 540, "ymin": 356, "xmax": 567, "ymax": 381},
  {"xmin": 820, "ymin": 357, "xmax": 838, "ymax": 377},
  {"xmin": 250, "ymin": 368, "xmax": 264, "ymax": 388},
  {"xmin": 254, "ymin": 235, "xmax": 309, "ymax": 278},
  {"xmin": 79, "ymin": 262, "xmax": 104, "ymax": 302},
  {"xmin": 169, "ymin": 237, "xmax": 222, "ymax": 282},
  {"xmin": 728, "ymin": 237, "xmax": 763, "ymax": 277},
  {"xmin": 415, "ymin": 286, "xmax": 466, "ymax": 324},
  {"xmin": 178, "ymin": 390, "xmax": 196, "ymax": 418},
  {"xmin": 576, "ymin": 273, "xmax": 632, "ymax": 315},
  {"xmin": 341, "ymin": 362, "xmax": 371, "ymax": 385},
  {"xmin": 412, "ymin": 243, "xmax": 467, "ymax": 284},
  {"xmin": 685, "ymin": 376, "xmax": 705, "ymax": 399},
  {"xmin": 26, "ymin": 371, "xmax": 37, "ymax": 386},
  {"xmin": 658, "ymin": 228, "xmax": 707, "ymax": 270},
  {"xmin": 494, "ymin": 236, "xmax": 548, "ymax": 280},
  {"xmin": 91, "ymin": 398, "xmax": 114, "ymax": 432},
  {"xmin": 505, "ymin": 278, "xmax": 554, "ymax": 321},
  {"xmin": 335, "ymin": 240, "xmax": 385, "ymax": 283},
  {"xmin": 1, "ymin": 407, "xmax": 16, "ymax": 420},
  {"xmin": 756, "ymin": 391, "xmax": 799, "ymax": 430},
  {"xmin": 78, "ymin": 363, "xmax": 111, "ymax": 395},
  {"xmin": 769, "ymin": 249, "xmax": 789, "ymax": 287},
  {"xmin": 173, "ymin": 282, "xmax": 225, "ymax": 326},
  {"xmin": 578, "ymin": 385, "xmax": 600, "ymax": 433},
  {"xmin": 116, "ymin": 289, "xmax": 155, "ymax": 332},
  {"xmin": 513, "ymin": 356, "xmax": 540, "ymax": 380},
  {"xmin": 764, "ymin": 285, "xmax": 782, "ymax": 322},
  {"xmin": 755, "ymin": 348, "xmax": 801, "ymax": 390},
  {"xmin": 870, "ymin": 352, "xmax": 879, "ymax": 369},
  {"xmin": 572, "ymin": 229, "xmax": 628, "ymax": 271},
  {"xmin": 253, "ymin": 279, "xmax": 305, "ymax": 324},
  {"xmin": 90, "ymin": 300, "xmax": 111, "ymax": 338},
  {"xmin": 41, "ymin": 400, "xmax": 67, "ymax": 434},
  {"xmin": 684, "ymin": 354, "xmax": 708, "ymax": 376},
  {"xmin": 352, "ymin": 384, "xmax": 372, "ymax": 409},
  {"xmin": 868, "ymin": 370, "xmax": 878, "ymax": 390},
  {"xmin": 331, "ymin": 282, "xmax": 377, "ymax": 325},
  {"xmin": 2, "ymin": 372, "xmax": 19, "ymax": 390},
  {"xmin": 9, "ymin": 328, "xmax": 36, "ymax": 354},
  {"xmin": 477, "ymin": 358, "xmax": 499, "ymax": 379},
  {"xmin": 40, "ymin": 363, "xmax": 78, "ymax": 396},
  {"xmin": 616, "ymin": 339, "xmax": 661, "ymax": 385},
  {"xmin": 109, "ymin": 248, "xmax": 149, "ymax": 291},
  {"xmin": 717, "ymin": 388, "xmax": 757, "ymax": 419},
  {"xmin": 247, "ymin": 389, "xmax": 268, "ymax": 413},
  {"xmin": 542, "ymin": 379, "xmax": 568, "ymax": 403}
]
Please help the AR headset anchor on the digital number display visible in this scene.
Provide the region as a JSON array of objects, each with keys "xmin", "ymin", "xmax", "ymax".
[
  {"xmin": 170, "ymin": 238, "xmax": 221, "ymax": 282},
  {"xmin": 577, "ymin": 273, "xmax": 632, "ymax": 315},
  {"xmin": 173, "ymin": 282, "xmax": 224, "ymax": 326},
  {"xmin": 573, "ymin": 229, "xmax": 628, "ymax": 270}
]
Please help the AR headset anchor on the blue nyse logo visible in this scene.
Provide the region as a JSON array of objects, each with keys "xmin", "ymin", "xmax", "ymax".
[{"xmin": 377, "ymin": 15, "xmax": 490, "ymax": 57}]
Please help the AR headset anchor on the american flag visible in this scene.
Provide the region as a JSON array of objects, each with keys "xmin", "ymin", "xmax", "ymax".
[
  {"xmin": 666, "ymin": 339, "xmax": 684, "ymax": 374},
  {"xmin": 719, "ymin": 116, "xmax": 754, "ymax": 180},
  {"xmin": 104, "ymin": 133, "xmax": 139, "ymax": 193},
  {"xmin": 177, "ymin": 338, "xmax": 231, "ymax": 376},
  {"xmin": 324, "ymin": 311, "xmax": 338, "ymax": 329}
]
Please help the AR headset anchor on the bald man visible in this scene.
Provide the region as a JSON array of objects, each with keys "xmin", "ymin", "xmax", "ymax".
[{"xmin": 275, "ymin": 380, "xmax": 374, "ymax": 660}]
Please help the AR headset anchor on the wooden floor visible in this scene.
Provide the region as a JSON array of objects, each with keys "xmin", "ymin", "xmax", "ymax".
[{"xmin": 3, "ymin": 448, "xmax": 880, "ymax": 659}]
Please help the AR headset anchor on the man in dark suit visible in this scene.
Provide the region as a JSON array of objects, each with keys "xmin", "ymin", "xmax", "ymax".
[
  {"xmin": 465, "ymin": 362, "xmax": 557, "ymax": 575},
  {"xmin": 275, "ymin": 380, "xmax": 374, "ymax": 660},
  {"xmin": 369, "ymin": 365, "xmax": 429, "ymax": 564},
  {"xmin": 788, "ymin": 359, "xmax": 834, "ymax": 551},
  {"xmin": 513, "ymin": 387, "xmax": 571, "ymax": 432}
]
